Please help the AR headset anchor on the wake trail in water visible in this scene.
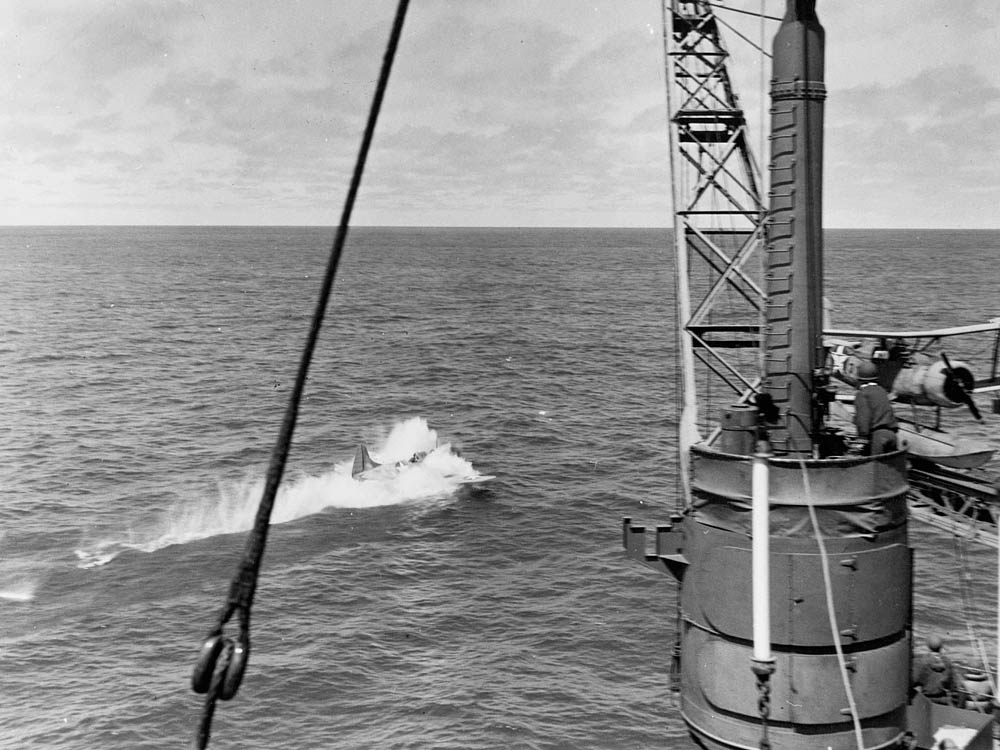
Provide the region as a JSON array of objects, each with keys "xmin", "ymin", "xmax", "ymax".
[
  {"xmin": 0, "ymin": 534, "xmax": 45, "ymax": 602},
  {"xmin": 0, "ymin": 571, "xmax": 40, "ymax": 602},
  {"xmin": 74, "ymin": 418, "xmax": 489, "ymax": 568}
]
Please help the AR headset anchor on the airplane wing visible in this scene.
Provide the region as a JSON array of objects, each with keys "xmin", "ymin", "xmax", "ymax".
[
  {"xmin": 825, "ymin": 319, "xmax": 1000, "ymax": 393},
  {"xmin": 825, "ymin": 319, "xmax": 1000, "ymax": 340}
]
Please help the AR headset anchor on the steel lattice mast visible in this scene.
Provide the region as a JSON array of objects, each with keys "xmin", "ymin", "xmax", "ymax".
[{"xmin": 664, "ymin": 0, "xmax": 768, "ymax": 505}]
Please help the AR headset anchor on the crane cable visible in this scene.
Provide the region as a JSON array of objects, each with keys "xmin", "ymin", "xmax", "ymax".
[
  {"xmin": 188, "ymin": 1, "xmax": 411, "ymax": 747},
  {"xmin": 951, "ymin": 530, "xmax": 997, "ymax": 697},
  {"xmin": 800, "ymin": 459, "xmax": 864, "ymax": 750}
]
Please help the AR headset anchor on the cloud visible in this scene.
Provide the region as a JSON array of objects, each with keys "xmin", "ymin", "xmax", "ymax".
[
  {"xmin": 355, "ymin": 15, "xmax": 669, "ymax": 225},
  {"xmin": 826, "ymin": 65, "xmax": 1000, "ymax": 227},
  {"xmin": 0, "ymin": 0, "xmax": 996, "ymax": 226}
]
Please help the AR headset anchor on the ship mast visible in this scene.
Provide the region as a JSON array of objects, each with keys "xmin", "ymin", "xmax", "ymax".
[
  {"xmin": 627, "ymin": 3, "xmax": 915, "ymax": 748},
  {"xmin": 630, "ymin": 4, "xmax": 1000, "ymax": 749},
  {"xmin": 763, "ymin": 0, "xmax": 827, "ymax": 455}
]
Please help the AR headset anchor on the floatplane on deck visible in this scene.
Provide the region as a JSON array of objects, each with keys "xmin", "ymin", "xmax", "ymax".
[
  {"xmin": 827, "ymin": 320, "xmax": 1000, "ymax": 469},
  {"xmin": 624, "ymin": 3, "xmax": 1000, "ymax": 750}
]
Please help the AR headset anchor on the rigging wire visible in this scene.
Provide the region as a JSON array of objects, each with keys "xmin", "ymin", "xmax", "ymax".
[
  {"xmin": 188, "ymin": 1, "xmax": 411, "ymax": 747},
  {"xmin": 714, "ymin": 13, "xmax": 773, "ymax": 59},
  {"xmin": 758, "ymin": 0, "xmax": 767, "ymax": 197},
  {"xmin": 703, "ymin": 1, "xmax": 781, "ymax": 22},
  {"xmin": 756, "ymin": 0, "xmax": 767, "ymax": 380},
  {"xmin": 950, "ymin": 529, "xmax": 998, "ymax": 697},
  {"xmin": 662, "ymin": 0, "xmax": 696, "ymax": 509},
  {"xmin": 800, "ymin": 460, "xmax": 865, "ymax": 750}
]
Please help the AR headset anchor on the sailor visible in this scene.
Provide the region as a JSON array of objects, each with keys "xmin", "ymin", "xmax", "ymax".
[
  {"xmin": 912, "ymin": 634, "xmax": 957, "ymax": 705},
  {"xmin": 853, "ymin": 361, "xmax": 898, "ymax": 454}
]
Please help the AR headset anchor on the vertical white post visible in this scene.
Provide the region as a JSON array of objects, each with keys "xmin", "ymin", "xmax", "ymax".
[{"xmin": 752, "ymin": 445, "xmax": 772, "ymax": 663}]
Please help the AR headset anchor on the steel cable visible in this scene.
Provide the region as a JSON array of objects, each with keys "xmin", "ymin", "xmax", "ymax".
[
  {"xmin": 189, "ymin": 1, "xmax": 411, "ymax": 746},
  {"xmin": 799, "ymin": 459, "xmax": 865, "ymax": 750},
  {"xmin": 950, "ymin": 530, "xmax": 997, "ymax": 697}
]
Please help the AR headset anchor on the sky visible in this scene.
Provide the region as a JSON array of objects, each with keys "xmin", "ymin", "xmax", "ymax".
[{"xmin": 2, "ymin": 0, "xmax": 998, "ymax": 227}]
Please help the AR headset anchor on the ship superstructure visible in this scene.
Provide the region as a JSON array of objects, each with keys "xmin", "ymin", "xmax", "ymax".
[{"xmin": 626, "ymin": 2, "xmax": 998, "ymax": 749}]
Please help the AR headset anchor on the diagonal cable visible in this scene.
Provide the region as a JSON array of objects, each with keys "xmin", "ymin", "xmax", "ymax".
[{"xmin": 189, "ymin": 1, "xmax": 411, "ymax": 747}]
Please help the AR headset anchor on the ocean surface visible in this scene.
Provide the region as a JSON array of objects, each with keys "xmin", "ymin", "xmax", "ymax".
[{"xmin": 1, "ymin": 226, "xmax": 999, "ymax": 749}]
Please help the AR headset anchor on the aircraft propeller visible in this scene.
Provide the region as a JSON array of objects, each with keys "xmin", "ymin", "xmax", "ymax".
[{"xmin": 941, "ymin": 352, "xmax": 982, "ymax": 422}]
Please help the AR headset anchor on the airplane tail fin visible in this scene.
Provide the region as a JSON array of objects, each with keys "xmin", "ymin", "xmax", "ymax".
[{"xmin": 351, "ymin": 444, "xmax": 380, "ymax": 477}]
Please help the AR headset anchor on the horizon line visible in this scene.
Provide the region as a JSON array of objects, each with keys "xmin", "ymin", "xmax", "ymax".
[{"xmin": 2, "ymin": 224, "xmax": 999, "ymax": 231}]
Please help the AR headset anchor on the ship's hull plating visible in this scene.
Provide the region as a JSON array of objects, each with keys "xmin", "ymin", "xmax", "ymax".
[{"xmin": 680, "ymin": 447, "xmax": 910, "ymax": 750}]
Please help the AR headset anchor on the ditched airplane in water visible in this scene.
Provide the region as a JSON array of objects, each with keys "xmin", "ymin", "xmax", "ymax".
[
  {"xmin": 350, "ymin": 443, "xmax": 495, "ymax": 484},
  {"xmin": 350, "ymin": 443, "xmax": 426, "ymax": 480}
]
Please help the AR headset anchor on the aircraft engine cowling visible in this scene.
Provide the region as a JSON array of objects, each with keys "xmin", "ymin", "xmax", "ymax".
[{"xmin": 891, "ymin": 359, "xmax": 975, "ymax": 408}]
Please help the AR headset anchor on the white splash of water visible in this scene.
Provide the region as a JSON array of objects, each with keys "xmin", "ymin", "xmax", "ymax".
[
  {"xmin": 74, "ymin": 418, "xmax": 488, "ymax": 568},
  {"xmin": 0, "ymin": 580, "xmax": 38, "ymax": 602},
  {"xmin": 0, "ymin": 535, "xmax": 44, "ymax": 602}
]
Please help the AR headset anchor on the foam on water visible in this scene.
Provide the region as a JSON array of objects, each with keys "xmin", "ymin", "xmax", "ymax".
[
  {"xmin": 0, "ymin": 543, "xmax": 44, "ymax": 603},
  {"xmin": 73, "ymin": 418, "xmax": 487, "ymax": 568},
  {"xmin": 0, "ymin": 576, "xmax": 39, "ymax": 602}
]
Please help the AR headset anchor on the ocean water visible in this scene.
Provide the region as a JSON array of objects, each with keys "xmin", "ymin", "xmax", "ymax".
[{"xmin": 1, "ymin": 226, "xmax": 998, "ymax": 749}]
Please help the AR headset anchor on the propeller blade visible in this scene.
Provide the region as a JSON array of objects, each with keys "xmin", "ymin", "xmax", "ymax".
[
  {"xmin": 941, "ymin": 351, "xmax": 983, "ymax": 421},
  {"xmin": 963, "ymin": 392, "xmax": 983, "ymax": 422},
  {"xmin": 941, "ymin": 351, "xmax": 955, "ymax": 375}
]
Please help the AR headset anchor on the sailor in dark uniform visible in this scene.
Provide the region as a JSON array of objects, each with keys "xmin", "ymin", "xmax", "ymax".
[
  {"xmin": 853, "ymin": 361, "xmax": 898, "ymax": 454},
  {"xmin": 912, "ymin": 634, "xmax": 957, "ymax": 705}
]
